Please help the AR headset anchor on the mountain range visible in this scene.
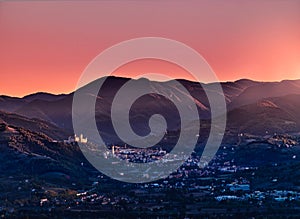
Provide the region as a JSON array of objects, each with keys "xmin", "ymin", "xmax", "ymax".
[{"xmin": 1, "ymin": 77, "xmax": 300, "ymax": 141}]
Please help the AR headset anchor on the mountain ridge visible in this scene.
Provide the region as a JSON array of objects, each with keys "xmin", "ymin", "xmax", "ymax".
[{"xmin": 0, "ymin": 77, "xmax": 300, "ymax": 140}]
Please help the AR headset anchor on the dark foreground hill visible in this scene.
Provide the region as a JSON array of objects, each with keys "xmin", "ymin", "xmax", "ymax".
[{"xmin": 0, "ymin": 113, "xmax": 91, "ymax": 185}]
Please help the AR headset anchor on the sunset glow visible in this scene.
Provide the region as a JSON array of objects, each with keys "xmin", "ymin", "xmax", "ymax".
[{"xmin": 0, "ymin": 0, "xmax": 300, "ymax": 97}]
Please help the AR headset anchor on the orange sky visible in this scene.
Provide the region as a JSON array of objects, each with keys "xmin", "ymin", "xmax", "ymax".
[{"xmin": 0, "ymin": 0, "xmax": 300, "ymax": 97}]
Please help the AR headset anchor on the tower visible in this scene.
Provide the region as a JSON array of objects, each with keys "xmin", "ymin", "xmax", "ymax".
[{"xmin": 112, "ymin": 145, "xmax": 115, "ymax": 155}]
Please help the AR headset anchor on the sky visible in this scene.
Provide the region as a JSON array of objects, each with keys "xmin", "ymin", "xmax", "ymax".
[{"xmin": 0, "ymin": 0, "xmax": 300, "ymax": 97}]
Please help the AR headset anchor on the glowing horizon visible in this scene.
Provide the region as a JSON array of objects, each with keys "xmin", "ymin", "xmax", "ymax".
[{"xmin": 1, "ymin": 0, "xmax": 300, "ymax": 97}]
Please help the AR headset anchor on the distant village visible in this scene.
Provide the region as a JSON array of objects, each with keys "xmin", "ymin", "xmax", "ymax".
[
  {"xmin": 64, "ymin": 134, "xmax": 88, "ymax": 144},
  {"xmin": 6, "ymin": 133, "xmax": 298, "ymax": 217}
]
